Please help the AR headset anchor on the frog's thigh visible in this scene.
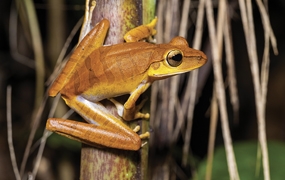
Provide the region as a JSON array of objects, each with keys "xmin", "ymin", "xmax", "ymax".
[
  {"xmin": 57, "ymin": 96, "xmax": 142, "ymax": 150},
  {"xmin": 47, "ymin": 118, "xmax": 141, "ymax": 150}
]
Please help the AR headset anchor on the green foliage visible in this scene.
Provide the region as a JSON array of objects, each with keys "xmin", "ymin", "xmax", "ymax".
[
  {"xmin": 47, "ymin": 133, "xmax": 81, "ymax": 150},
  {"xmin": 196, "ymin": 141, "xmax": 285, "ymax": 180}
]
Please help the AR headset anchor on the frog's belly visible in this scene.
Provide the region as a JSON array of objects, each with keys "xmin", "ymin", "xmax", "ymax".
[{"xmin": 80, "ymin": 79, "xmax": 142, "ymax": 102}]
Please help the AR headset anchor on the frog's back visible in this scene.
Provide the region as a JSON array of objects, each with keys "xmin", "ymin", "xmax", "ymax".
[{"xmin": 60, "ymin": 41, "xmax": 159, "ymax": 99}]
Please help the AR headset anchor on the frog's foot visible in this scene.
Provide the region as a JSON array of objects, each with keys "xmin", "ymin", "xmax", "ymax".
[
  {"xmin": 133, "ymin": 125, "xmax": 140, "ymax": 133},
  {"xmin": 126, "ymin": 97, "xmax": 150, "ymax": 120},
  {"xmin": 135, "ymin": 98, "xmax": 149, "ymax": 114},
  {"xmin": 133, "ymin": 125, "xmax": 150, "ymax": 144},
  {"xmin": 140, "ymin": 132, "xmax": 150, "ymax": 148},
  {"xmin": 139, "ymin": 132, "xmax": 150, "ymax": 139},
  {"xmin": 124, "ymin": 17, "xmax": 157, "ymax": 43},
  {"xmin": 109, "ymin": 98, "xmax": 150, "ymax": 121}
]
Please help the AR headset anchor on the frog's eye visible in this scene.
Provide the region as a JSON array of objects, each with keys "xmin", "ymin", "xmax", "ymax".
[{"xmin": 166, "ymin": 50, "xmax": 183, "ymax": 67}]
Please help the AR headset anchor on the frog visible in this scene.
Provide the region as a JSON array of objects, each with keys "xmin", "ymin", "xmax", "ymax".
[{"xmin": 46, "ymin": 18, "xmax": 207, "ymax": 150}]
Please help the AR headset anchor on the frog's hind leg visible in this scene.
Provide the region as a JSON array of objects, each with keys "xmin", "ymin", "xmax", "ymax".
[
  {"xmin": 46, "ymin": 118, "xmax": 141, "ymax": 150},
  {"xmin": 46, "ymin": 95, "xmax": 142, "ymax": 150}
]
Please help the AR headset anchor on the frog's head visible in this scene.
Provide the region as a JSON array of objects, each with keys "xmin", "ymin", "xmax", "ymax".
[{"xmin": 148, "ymin": 36, "xmax": 207, "ymax": 80}]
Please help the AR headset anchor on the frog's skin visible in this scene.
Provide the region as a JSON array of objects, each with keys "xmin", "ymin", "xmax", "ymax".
[{"xmin": 46, "ymin": 18, "xmax": 207, "ymax": 151}]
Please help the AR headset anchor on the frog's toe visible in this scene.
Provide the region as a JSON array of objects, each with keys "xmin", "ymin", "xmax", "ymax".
[
  {"xmin": 139, "ymin": 132, "xmax": 150, "ymax": 139},
  {"xmin": 134, "ymin": 98, "xmax": 149, "ymax": 119},
  {"xmin": 133, "ymin": 125, "xmax": 140, "ymax": 132},
  {"xmin": 122, "ymin": 97, "xmax": 150, "ymax": 120},
  {"xmin": 135, "ymin": 112, "xmax": 150, "ymax": 119}
]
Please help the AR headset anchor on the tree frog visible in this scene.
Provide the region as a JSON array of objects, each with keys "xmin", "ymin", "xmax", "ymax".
[{"xmin": 46, "ymin": 18, "xmax": 207, "ymax": 151}]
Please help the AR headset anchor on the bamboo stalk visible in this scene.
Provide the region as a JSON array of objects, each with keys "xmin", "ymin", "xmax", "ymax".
[{"xmin": 79, "ymin": 1, "xmax": 155, "ymax": 179}]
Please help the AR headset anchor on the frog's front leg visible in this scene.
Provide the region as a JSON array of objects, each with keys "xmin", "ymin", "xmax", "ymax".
[
  {"xmin": 46, "ymin": 95, "xmax": 143, "ymax": 150},
  {"xmin": 110, "ymin": 97, "xmax": 149, "ymax": 120},
  {"xmin": 110, "ymin": 82, "xmax": 151, "ymax": 121},
  {"xmin": 124, "ymin": 17, "xmax": 157, "ymax": 42}
]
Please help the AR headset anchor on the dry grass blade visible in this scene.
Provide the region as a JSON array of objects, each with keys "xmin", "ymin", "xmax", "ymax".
[
  {"xmin": 21, "ymin": 0, "xmax": 45, "ymax": 108},
  {"xmin": 168, "ymin": 77, "xmax": 179, "ymax": 140},
  {"xmin": 255, "ymin": 0, "xmax": 278, "ymax": 55},
  {"xmin": 179, "ymin": 0, "xmax": 191, "ymax": 37},
  {"xmin": 182, "ymin": 71, "xmax": 197, "ymax": 166},
  {"xmin": 31, "ymin": 130, "xmax": 50, "ymax": 180},
  {"xmin": 260, "ymin": 28, "xmax": 270, "ymax": 108},
  {"xmin": 216, "ymin": 1, "xmax": 225, "ymax": 56},
  {"xmin": 9, "ymin": 3, "xmax": 35, "ymax": 69},
  {"xmin": 255, "ymin": 0, "xmax": 278, "ymax": 98},
  {"xmin": 223, "ymin": 5, "xmax": 239, "ymax": 122},
  {"xmin": 205, "ymin": 0, "xmax": 239, "ymax": 179},
  {"xmin": 238, "ymin": 0, "xmax": 271, "ymax": 179},
  {"xmin": 205, "ymin": 90, "xmax": 218, "ymax": 180},
  {"xmin": 172, "ymin": 98, "xmax": 185, "ymax": 142},
  {"xmin": 6, "ymin": 86, "xmax": 21, "ymax": 180},
  {"xmin": 181, "ymin": 0, "xmax": 205, "ymax": 166},
  {"xmin": 19, "ymin": 93, "xmax": 48, "ymax": 178}
]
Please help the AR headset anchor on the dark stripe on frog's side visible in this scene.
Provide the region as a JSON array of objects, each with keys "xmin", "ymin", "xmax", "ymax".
[
  {"xmin": 85, "ymin": 56, "xmax": 99, "ymax": 87},
  {"xmin": 73, "ymin": 70, "xmax": 80, "ymax": 95},
  {"xmin": 98, "ymin": 47, "xmax": 116, "ymax": 84}
]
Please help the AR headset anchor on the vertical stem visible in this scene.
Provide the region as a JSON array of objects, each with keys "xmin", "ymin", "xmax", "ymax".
[
  {"xmin": 205, "ymin": 0, "xmax": 239, "ymax": 179},
  {"xmin": 19, "ymin": 0, "xmax": 45, "ymax": 176},
  {"xmin": 22, "ymin": 0, "xmax": 45, "ymax": 108},
  {"xmin": 80, "ymin": 1, "xmax": 155, "ymax": 179}
]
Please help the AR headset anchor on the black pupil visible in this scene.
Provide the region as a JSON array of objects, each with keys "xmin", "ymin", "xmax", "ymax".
[{"xmin": 171, "ymin": 53, "xmax": 182, "ymax": 61}]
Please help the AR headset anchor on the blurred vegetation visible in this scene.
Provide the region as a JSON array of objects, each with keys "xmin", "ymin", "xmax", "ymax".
[{"xmin": 196, "ymin": 141, "xmax": 285, "ymax": 180}]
